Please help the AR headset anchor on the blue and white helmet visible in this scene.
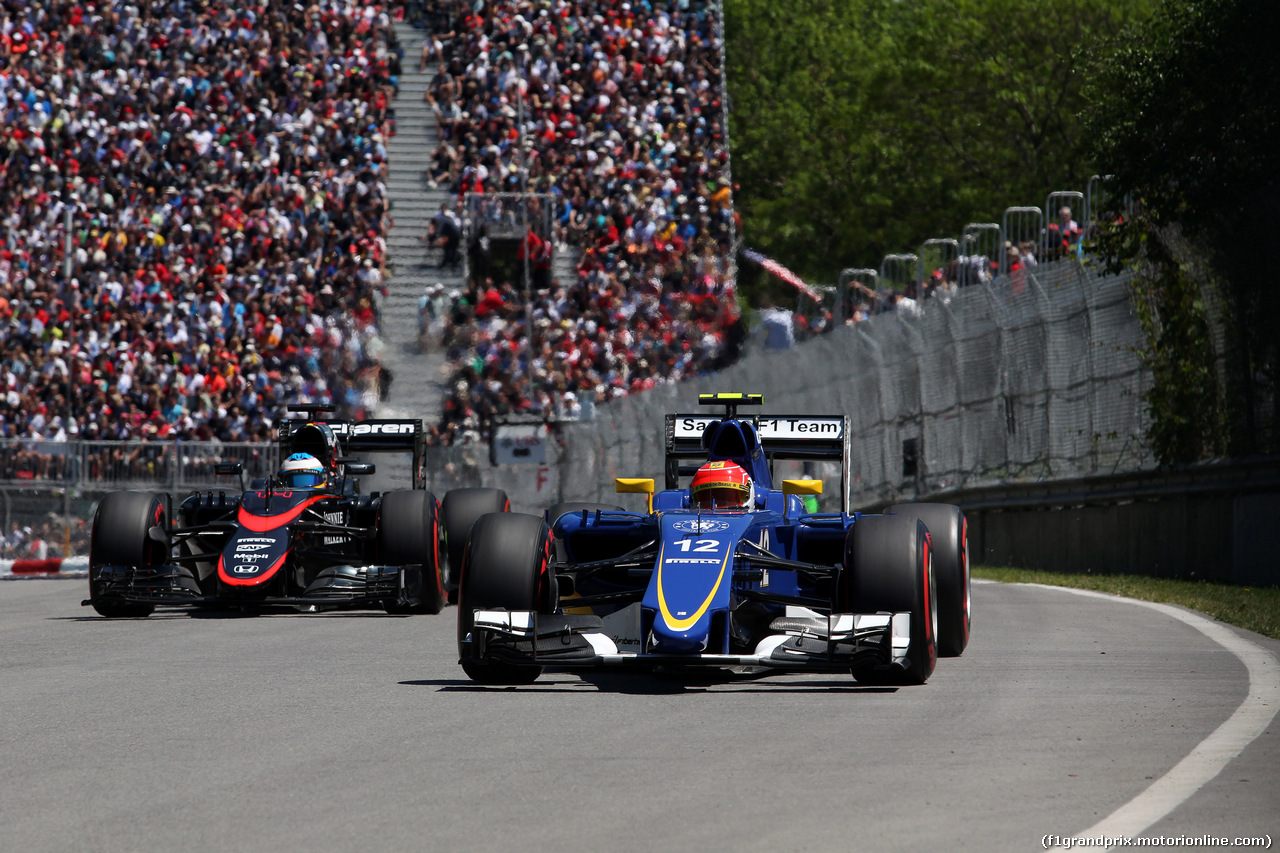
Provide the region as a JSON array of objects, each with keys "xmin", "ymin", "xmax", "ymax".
[{"xmin": 279, "ymin": 453, "xmax": 325, "ymax": 489}]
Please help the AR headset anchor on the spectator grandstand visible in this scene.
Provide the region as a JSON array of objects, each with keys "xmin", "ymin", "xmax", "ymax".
[
  {"xmin": 0, "ymin": 0, "xmax": 399, "ymax": 443},
  {"xmin": 415, "ymin": 0, "xmax": 742, "ymax": 444}
]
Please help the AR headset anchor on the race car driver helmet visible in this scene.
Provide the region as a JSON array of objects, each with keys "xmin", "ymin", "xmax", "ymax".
[
  {"xmin": 279, "ymin": 453, "xmax": 326, "ymax": 489},
  {"xmin": 690, "ymin": 461, "xmax": 752, "ymax": 510},
  {"xmin": 291, "ymin": 422, "xmax": 339, "ymax": 471}
]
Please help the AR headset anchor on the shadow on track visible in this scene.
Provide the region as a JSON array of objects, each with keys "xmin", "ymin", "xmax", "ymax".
[{"xmin": 403, "ymin": 671, "xmax": 900, "ymax": 695}]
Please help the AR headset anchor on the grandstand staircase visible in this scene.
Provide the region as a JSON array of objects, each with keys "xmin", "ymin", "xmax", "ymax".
[
  {"xmin": 376, "ymin": 23, "xmax": 462, "ymax": 426},
  {"xmin": 377, "ymin": 22, "xmax": 578, "ymax": 441}
]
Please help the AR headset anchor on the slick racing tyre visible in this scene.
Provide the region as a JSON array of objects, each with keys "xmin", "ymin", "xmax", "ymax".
[
  {"xmin": 886, "ymin": 503, "xmax": 970, "ymax": 657},
  {"xmin": 456, "ymin": 512, "xmax": 553, "ymax": 685},
  {"xmin": 842, "ymin": 514, "xmax": 937, "ymax": 685},
  {"xmin": 379, "ymin": 490, "xmax": 445, "ymax": 615},
  {"xmin": 89, "ymin": 491, "xmax": 168, "ymax": 618},
  {"xmin": 440, "ymin": 487, "xmax": 509, "ymax": 597}
]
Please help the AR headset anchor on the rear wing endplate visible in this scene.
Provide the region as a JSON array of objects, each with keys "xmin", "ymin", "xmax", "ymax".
[{"xmin": 664, "ymin": 414, "xmax": 851, "ymax": 513}]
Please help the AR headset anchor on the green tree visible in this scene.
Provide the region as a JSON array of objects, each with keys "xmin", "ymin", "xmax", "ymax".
[
  {"xmin": 1082, "ymin": 0, "xmax": 1280, "ymax": 459},
  {"xmin": 724, "ymin": 0, "xmax": 1150, "ymax": 292}
]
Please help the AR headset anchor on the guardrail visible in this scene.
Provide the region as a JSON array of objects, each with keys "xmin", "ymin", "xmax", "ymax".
[
  {"xmin": 882, "ymin": 456, "xmax": 1280, "ymax": 586},
  {"xmin": 0, "ymin": 439, "xmax": 278, "ymax": 491}
]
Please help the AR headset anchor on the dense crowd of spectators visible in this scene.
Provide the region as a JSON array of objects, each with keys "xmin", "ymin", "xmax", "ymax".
[
  {"xmin": 0, "ymin": 0, "xmax": 399, "ymax": 447},
  {"xmin": 413, "ymin": 0, "xmax": 742, "ymax": 443}
]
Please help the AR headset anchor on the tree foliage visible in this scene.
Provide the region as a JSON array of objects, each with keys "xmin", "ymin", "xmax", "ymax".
[
  {"xmin": 1082, "ymin": 0, "xmax": 1280, "ymax": 459},
  {"xmin": 724, "ymin": 0, "xmax": 1150, "ymax": 291}
]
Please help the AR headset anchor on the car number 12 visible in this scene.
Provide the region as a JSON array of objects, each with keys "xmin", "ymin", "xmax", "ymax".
[{"xmin": 675, "ymin": 539, "xmax": 720, "ymax": 553}]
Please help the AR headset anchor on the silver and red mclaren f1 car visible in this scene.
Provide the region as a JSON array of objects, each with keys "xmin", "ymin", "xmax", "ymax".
[
  {"xmin": 457, "ymin": 393, "xmax": 970, "ymax": 685},
  {"xmin": 83, "ymin": 406, "xmax": 447, "ymax": 617}
]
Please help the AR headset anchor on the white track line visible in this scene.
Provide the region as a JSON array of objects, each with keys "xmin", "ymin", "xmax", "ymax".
[{"xmin": 1016, "ymin": 583, "xmax": 1280, "ymax": 848}]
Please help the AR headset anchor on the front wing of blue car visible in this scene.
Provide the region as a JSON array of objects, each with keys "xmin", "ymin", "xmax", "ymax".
[{"xmin": 461, "ymin": 609, "xmax": 912, "ymax": 673}]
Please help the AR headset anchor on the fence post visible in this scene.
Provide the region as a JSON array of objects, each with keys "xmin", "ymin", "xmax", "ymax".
[{"xmin": 170, "ymin": 441, "xmax": 179, "ymax": 493}]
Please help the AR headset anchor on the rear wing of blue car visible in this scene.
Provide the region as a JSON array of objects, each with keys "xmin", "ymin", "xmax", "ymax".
[{"xmin": 664, "ymin": 412, "xmax": 851, "ymax": 513}]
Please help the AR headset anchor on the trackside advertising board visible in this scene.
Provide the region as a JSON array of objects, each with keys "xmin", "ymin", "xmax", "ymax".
[{"xmin": 491, "ymin": 423, "xmax": 549, "ymax": 465}]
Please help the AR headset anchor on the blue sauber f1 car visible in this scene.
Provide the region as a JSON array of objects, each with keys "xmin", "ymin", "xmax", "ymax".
[
  {"xmin": 83, "ymin": 406, "xmax": 446, "ymax": 618},
  {"xmin": 457, "ymin": 393, "xmax": 971, "ymax": 685}
]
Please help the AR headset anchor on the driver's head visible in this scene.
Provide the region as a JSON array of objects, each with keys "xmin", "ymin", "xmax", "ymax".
[
  {"xmin": 279, "ymin": 453, "xmax": 326, "ymax": 489},
  {"xmin": 292, "ymin": 422, "xmax": 338, "ymax": 470},
  {"xmin": 690, "ymin": 461, "xmax": 752, "ymax": 510}
]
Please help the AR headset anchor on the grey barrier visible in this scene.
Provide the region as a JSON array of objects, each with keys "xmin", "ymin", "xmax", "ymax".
[
  {"xmin": 999, "ymin": 206, "xmax": 1043, "ymax": 274},
  {"xmin": 838, "ymin": 268, "xmax": 878, "ymax": 321},
  {"xmin": 879, "ymin": 253, "xmax": 918, "ymax": 292},
  {"xmin": 958, "ymin": 223, "xmax": 1000, "ymax": 288},
  {"xmin": 918, "ymin": 238, "xmax": 959, "ymax": 284},
  {"xmin": 793, "ymin": 285, "xmax": 840, "ymax": 339},
  {"xmin": 1044, "ymin": 190, "xmax": 1086, "ymax": 262}
]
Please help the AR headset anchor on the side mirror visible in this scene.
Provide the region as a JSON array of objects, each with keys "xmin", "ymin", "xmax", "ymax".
[
  {"xmin": 345, "ymin": 463, "xmax": 376, "ymax": 476},
  {"xmin": 781, "ymin": 479, "xmax": 823, "ymax": 518},
  {"xmin": 615, "ymin": 477, "xmax": 655, "ymax": 514},
  {"xmin": 215, "ymin": 462, "xmax": 245, "ymax": 491}
]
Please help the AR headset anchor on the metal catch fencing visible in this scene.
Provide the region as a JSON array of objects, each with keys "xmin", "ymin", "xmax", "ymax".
[
  {"xmin": 549, "ymin": 255, "xmax": 1151, "ymax": 511},
  {"xmin": 0, "ymin": 440, "xmax": 278, "ymax": 491},
  {"xmin": 0, "ymin": 441, "xmax": 279, "ymax": 562}
]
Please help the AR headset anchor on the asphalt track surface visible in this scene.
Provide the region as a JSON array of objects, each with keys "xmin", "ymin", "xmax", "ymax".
[{"xmin": 3, "ymin": 578, "xmax": 1276, "ymax": 853}]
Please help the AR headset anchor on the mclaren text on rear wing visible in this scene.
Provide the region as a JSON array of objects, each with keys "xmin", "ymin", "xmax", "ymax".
[
  {"xmin": 277, "ymin": 418, "xmax": 422, "ymax": 451},
  {"xmin": 326, "ymin": 420, "xmax": 423, "ymax": 452}
]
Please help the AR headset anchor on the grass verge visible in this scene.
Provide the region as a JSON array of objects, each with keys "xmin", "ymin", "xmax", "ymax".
[{"xmin": 974, "ymin": 567, "xmax": 1280, "ymax": 641}]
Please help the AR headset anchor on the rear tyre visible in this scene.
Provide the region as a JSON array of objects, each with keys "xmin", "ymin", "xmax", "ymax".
[
  {"xmin": 842, "ymin": 514, "xmax": 937, "ymax": 685},
  {"xmin": 379, "ymin": 490, "xmax": 445, "ymax": 615},
  {"xmin": 89, "ymin": 491, "xmax": 167, "ymax": 618},
  {"xmin": 440, "ymin": 487, "xmax": 509, "ymax": 598},
  {"xmin": 456, "ymin": 512, "xmax": 552, "ymax": 685},
  {"xmin": 886, "ymin": 503, "xmax": 969, "ymax": 657}
]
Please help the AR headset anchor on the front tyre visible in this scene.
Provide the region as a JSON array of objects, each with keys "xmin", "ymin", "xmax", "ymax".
[
  {"xmin": 379, "ymin": 490, "xmax": 445, "ymax": 615},
  {"xmin": 843, "ymin": 514, "xmax": 937, "ymax": 685},
  {"xmin": 89, "ymin": 491, "xmax": 168, "ymax": 618},
  {"xmin": 886, "ymin": 503, "xmax": 969, "ymax": 657},
  {"xmin": 456, "ymin": 512, "xmax": 553, "ymax": 685}
]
